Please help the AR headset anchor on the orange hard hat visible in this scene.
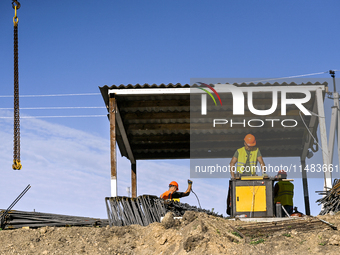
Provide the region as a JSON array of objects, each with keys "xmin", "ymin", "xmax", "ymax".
[
  {"xmin": 277, "ymin": 170, "xmax": 287, "ymax": 179},
  {"xmin": 278, "ymin": 170, "xmax": 287, "ymax": 176},
  {"xmin": 169, "ymin": 181, "xmax": 179, "ymax": 190},
  {"xmin": 244, "ymin": 134, "xmax": 256, "ymax": 146}
]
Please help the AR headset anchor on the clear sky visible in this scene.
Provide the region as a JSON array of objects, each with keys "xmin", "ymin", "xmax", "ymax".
[{"xmin": 0, "ymin": 0, "xmax": 340, "ymax": 218}]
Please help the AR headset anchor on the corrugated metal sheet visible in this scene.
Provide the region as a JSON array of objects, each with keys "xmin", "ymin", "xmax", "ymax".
[{"xmin": 99, "ymin": 82, "xmax": 327, "ymax": 160}]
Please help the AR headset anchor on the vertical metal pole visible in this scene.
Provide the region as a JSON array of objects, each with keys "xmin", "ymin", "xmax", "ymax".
[
  {"xmin": 131, "ymin": 163, "xmax": 137, "ymax": 198},
  {"xmin": 109, "ymin": 96, "xmax": 117, "ymax": 197},
  {"xmin": 328, "ymin": 92, "xmax": 338, "ymax": 164},
  {"xmin": 330, "ymin": 71, "xmax": 340, "ymax": 176},
  {"xmin": 316, "ymin": 88, "xmax": 332, "ymax": 190},
  {"xmin": 300, "ymin": 158, "xmax": 310, "ymax": 215},
  {"xmin": 337, "ymin": 102, "xmax": 340, "ymax": 169},
  {"xmin": 333, "ymin": 92, "xmax": 340, "ymax": 169}
]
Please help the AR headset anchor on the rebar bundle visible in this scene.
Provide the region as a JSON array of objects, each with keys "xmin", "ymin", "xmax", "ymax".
[
  {"xmin": 0, "ymin": 210, "xmax": 108, "ymax": 229},
  {"xmin": 316, "ymin": 179, "xmax": 340, "ymax": 215},
  {"xmin": 105, "ymin": 195, "xmax": 223, "ymax": 227},
  {"xmin": 105, "ymin": 195, "xmax": 166, "ymax": 227}
]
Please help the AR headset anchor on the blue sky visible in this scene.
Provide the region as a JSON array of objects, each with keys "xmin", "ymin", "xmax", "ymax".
[{"xmin": 0, "ymin": 1, "xmax": 340, "ymax": 218}]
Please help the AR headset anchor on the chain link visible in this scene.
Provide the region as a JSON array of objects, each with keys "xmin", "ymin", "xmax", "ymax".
[
  {"xmin": 12, "ymin": 1, "xmax": 21, "ymax": 10},
  {"xmin": 12, "ymin": 1, "xmax": 21, "ymax": 170}
]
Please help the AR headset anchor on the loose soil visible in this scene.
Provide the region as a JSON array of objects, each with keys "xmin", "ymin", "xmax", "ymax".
[{"xmin": 0, "ymin": 211, "xmax": 340, "ymax": 255}]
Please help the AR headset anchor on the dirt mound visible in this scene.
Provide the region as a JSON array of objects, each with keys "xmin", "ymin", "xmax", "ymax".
[{"xmin": 0, "ymin": 212, "xmax": 340, "ymax": 254}]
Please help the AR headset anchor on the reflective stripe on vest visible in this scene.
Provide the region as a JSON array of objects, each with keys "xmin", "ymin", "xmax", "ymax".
[
  {"xmin": 236, "ymin": 147, "xmax": 258, "ymax": 174},
  {"xmin": 274, "ymin": 181, "xmax": 294, "ymax": 206}
]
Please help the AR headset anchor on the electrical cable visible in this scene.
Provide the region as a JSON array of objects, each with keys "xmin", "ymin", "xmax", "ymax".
[
  {"xmin": 299, "ymin": 110, "xmax": 328, "ymax": 158},
  {"xmin": 0, "ymin": 70, "xmax": 337, "ymax": 120},
  {"xmin": 0, "ymin": 68, "xmax": 338, "ymax": 99},
  {"xmin": 190, "ymin": 188, "xmax": 201, "ymax": 209},
  {"xmin": 240, "ymin": 71, "xmax": 331, "ymax": 84}
]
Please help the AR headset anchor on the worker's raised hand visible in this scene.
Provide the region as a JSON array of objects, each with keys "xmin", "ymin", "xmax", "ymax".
[{"xmin": 188, "ymin": 179, "xmax": 193, "ymax": 185}]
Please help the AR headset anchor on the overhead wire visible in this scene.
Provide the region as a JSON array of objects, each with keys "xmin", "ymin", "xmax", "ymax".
[
  {"xmin": 0, "ymin": 106, "xmax": 105, "ymax": 110},
  {"xmin": 0, "ymin": 70, "xmax": 338, "ymax": 119},
  {"xmin": 0, "ymin": 69, "xmax": 338, "ymax": 98},
  {"xmin": 0, "ymin": 115, "xmax": 107, "ymax": 119},
  {"xmin": 242, "ymin": 70, "xmax": 331, "ymax": 84},
  {"xmin": 0, "ymin": 92, "xmax": 101, "ymax": 98}
]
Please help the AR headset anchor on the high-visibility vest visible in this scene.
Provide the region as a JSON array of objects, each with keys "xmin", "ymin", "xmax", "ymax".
[
  {"xmin": 274, "ymin": 181, "xmax": 294, "ymax": 206},
  {"xmin": 236, "ymin": 147, "xmax": 258, "ymax": 175},
  {"xmin": 160, "ymin": 190, "xmax": 180, "ymax": 202}
]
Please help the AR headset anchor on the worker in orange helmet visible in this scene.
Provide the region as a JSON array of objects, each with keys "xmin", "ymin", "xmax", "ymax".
[
  {"xmin": 274, "ymin": 170, "xmax": 294, "ymax": 216},
  {"xmin": 160, "ymin": 180, "xmax": 193, "ymax": 201},
  {"xmin": 229, "ymin": 134, "xmax": 266, "ymax": 178}
]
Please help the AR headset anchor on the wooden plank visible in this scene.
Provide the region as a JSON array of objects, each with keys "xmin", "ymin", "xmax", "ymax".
[
  {"xmin": 131, "ymin": 163, "xmax": 137, "ymax": 198},
  {"xmin": 109, "ymin": 96, "xmax": 117, "ymax": 197}
]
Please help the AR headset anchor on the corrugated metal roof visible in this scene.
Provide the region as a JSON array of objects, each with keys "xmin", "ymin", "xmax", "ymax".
[{"xmin": 99, "ymin": 82, "xmax": 327, "ymax": 160}]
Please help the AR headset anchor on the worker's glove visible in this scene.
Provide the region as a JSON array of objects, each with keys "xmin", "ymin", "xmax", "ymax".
[
  {"xmin": 263, "ymin": 173, "xmax": 268, "ymax": 178},
  {"xmin": 188, "ymin": 179, "xmax": 193, "ymax": 185}
]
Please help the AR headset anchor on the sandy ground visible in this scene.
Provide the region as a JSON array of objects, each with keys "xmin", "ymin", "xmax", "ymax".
[{"xmin": 0, "ymin": 211, "xmax": 340, "ymax": 255}]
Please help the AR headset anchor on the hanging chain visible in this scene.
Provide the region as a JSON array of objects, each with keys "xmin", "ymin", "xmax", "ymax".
[{"xmin": 12, "ymin": 0, "xmax": 21, "ymax": 170}]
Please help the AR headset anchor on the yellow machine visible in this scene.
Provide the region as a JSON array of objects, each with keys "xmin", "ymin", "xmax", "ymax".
[{"xmin": 229, "ymin": 176, "xmax": 275, "ymax": 217}]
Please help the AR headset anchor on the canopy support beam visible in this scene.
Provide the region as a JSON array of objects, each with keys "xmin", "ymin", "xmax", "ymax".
[
  {"xmin": 109, "ymin": 96, "xmax": 117, "ymax": 197},
  {"xmin": 316, "ymin": 88, "xmax": 332, "ymax": 191}
]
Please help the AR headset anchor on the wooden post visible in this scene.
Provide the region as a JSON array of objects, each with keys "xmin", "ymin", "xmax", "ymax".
[
  {"xmin": 131, "ymin": 163, "xmax": 137, "ymax": 198},
  {"xmin": 109, "ymin": 96, "xmax": 117, "ymax": 197}
]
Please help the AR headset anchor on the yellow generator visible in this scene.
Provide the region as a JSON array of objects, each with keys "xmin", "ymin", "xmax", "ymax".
[{"xmin": 228, "ymin": 176, "xmax": 275, "ymax": 217}]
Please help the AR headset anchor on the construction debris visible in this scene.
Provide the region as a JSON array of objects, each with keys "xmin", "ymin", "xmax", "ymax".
[{"xmin": 316, "ymin": 179, "xmax": 340, "ymax": 215}]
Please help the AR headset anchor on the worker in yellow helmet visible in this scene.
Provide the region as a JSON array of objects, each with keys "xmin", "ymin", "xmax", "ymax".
[
  {"xmin": 160, "ymin": 180, "xmax": 192, "ymax": 201},
  {"xmin": 229, "ymin": 134, "xmax": 266, "ymax": 178},
  {"xmin": 274, "ymin": 170, "xmax": 294, "ymax": 216}
]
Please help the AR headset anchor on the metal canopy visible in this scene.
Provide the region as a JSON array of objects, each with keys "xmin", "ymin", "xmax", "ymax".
[
  {"xmin": 100, "ymin": 82, "xmax": 331, "ymax": 215},
  {"xmin": 99, "ymin": 82, "xmax": 327, "ymax": 161}
]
